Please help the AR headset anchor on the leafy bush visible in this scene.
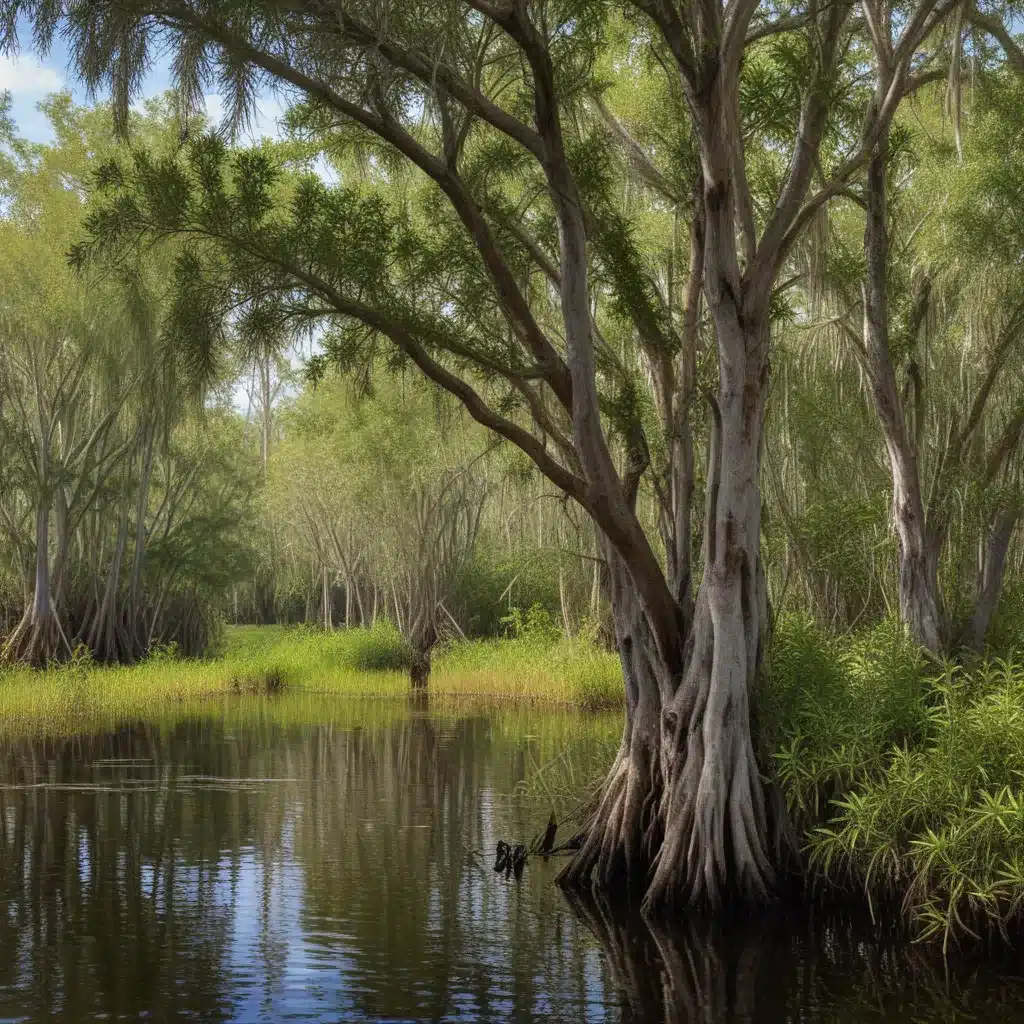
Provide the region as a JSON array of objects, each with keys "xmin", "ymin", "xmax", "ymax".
[
  {"xmin": 805, "ymin": 657, "xmax": 1024, "ymax": 948},
  {"xmin": 330, "ymin": 620, "xmax": 412, "ymax": 672},
  {"xmin": 760, "ymin": 613, "xmax": 926, "ymax": 824},
  {"xmin": 500, "ymin": 602, "xmax": 563, "ymax": 641},
  {"xmin": 449, "ymin": 549, "xmax": 564, "ymax": 637},
  {"xmin": 762, "ymin": 615, "xmax": 1024, "ymax": 946}
]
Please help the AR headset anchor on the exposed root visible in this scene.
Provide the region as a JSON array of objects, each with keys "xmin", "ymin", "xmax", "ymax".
[
  {"xmin": 558, "ymin": 717, "xmax": 664, "ymax": 896},
  {"xmin": 0, "ymin": 605, "xmax": 72, "ymax": 668}
]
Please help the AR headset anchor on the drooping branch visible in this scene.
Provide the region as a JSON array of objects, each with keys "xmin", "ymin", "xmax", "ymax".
[
  {"xmin": 314, "ymin": 5, "xmax": 547, "ymax": 161},
  {"xmin": 591, "ymin": 94, "xmax": 686, "ymax": 204},
  {"xmin": 159, "ymin": 7, "xmax": 575, "ymax": 411}
]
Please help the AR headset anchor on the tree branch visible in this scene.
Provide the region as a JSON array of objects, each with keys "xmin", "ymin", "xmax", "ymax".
[
  {"xmin": 165, "ymin": 7, "xmax": 574, "ymax": 411},
  {"xmin": 316, "ymin": 4, "xmax": 548, "ymax": 161}
]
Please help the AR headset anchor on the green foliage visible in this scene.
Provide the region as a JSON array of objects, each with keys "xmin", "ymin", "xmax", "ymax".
[
  {"xmin": 500, "ymin": 603, "xmax": 563, "ymax": 642},
  {"xmin": 329, "ymin": 621, "xmax": 412, "ymax": 672},
  {"xmin": 0, "ymin": 98, "xmax": 259, "ymax": 663},
  {"xmin": 763, "ymin": 617, "xmax": 1024, "ymax": 945},
  {"xmin": 761, "ymin": 614, "xmax": 926, "ymax": 824},
  {"xmin": 803, "ymin": 657, "xmax": 1024, "ymax": 948}
]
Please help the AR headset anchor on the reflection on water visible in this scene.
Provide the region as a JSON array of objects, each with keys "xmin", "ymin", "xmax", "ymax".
[{"xmin": 0, "ymin": 701, "xmax": 1021, "ymax": 1022}]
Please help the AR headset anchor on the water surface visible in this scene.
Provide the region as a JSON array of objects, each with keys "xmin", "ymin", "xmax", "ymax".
[{"xmin": 0, "ymin": 697, "xmax": 1021, "ymax": 1022}]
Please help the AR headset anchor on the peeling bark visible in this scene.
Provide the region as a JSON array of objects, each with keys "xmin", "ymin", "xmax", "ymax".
[{"xmin": 561, "ymin": 311, "xmax": 785, "ymax": 909}]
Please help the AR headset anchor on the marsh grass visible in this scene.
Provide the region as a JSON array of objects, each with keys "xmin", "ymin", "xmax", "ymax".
[
  {"xmin": 433, "ymin": 635, "xmax": 623, "ymax": 709},
  {"xmin": 0, "ymin": 622, "xmax": 624, "ymax": 738}
]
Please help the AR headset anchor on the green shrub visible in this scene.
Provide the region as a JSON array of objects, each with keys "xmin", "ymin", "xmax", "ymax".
[
  {"xmin": 500, "ymin": 602, "xmax": 562, "ymax": 641},
  {"xmin": 449, "ymin": 548, "xmax": 563, "ymax": 637},
  {"xmin": 804, "ymin": 657, "xmax": 1024, "ymax": 948},
  {"xmin": 331, "ymin": 620, "xmax": 411, "ymax": 672},
  {"xmin": 763, "ymin": 619, "xmax": 1024, "ymax": 947},
  {"xmin": 760, "ymin": 613, "xmax": 926, "ymax": 824}
]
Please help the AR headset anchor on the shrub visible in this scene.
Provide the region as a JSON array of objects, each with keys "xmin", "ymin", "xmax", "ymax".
[
  {"xmin": 762, "ymin": 618, "xmax": 1024, "ymax": 946},
  {"xmin": 330, "ymin": 621, "xmax": 412, "ymax": 672},
  {"xmin": 760, "ymin": 614, "xmax": 926, "ymax": 824}
]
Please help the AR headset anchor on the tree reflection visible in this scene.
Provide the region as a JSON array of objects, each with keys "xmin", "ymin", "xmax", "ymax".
[
  {"xmin": 0, "ymin": 712, "xmax": 618, "ymax": 1022},
  {"xmin": 0, "ymin": 726, "xmax": 238, "ymax": 1022},
  {"xmin": 565, "ymin": 887, "xmax": 1024, "ymax": 1023}
]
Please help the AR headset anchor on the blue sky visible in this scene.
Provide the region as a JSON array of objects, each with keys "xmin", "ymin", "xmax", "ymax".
[{"xmin": 3, "ymin": 18, "xmax": 287, "ymax": 144}]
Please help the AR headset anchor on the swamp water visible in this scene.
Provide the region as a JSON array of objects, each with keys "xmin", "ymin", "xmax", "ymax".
[{"xmin": 0, "ymin": 696, "xmax": 1021, "ymax": 1022}]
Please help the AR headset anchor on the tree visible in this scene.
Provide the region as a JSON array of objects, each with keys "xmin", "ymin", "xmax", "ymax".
[
  {"xmin": 0, "ymin": 0, "xmax": 981, "ymax": 907},
  {"xmin": 0, "ymin": 98, "xmax": 260, "ymax": 663},
  {"xmin": 269, "ymin": 373, "xmax": 490, "ymax": 685},
  {"xmin": 793, "ymin": 70, "xmax": 1024, "ymax": 654}
]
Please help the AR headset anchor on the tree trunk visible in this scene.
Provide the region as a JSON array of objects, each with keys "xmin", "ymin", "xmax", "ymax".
[
  {"xmin": 863, "ymin": 133, "xmax": 942, "ymax": 653},
  {"xmin": 87, "ymin": 502, "xmax": 131, "ymax": 661},
  {"xmin": 321, "ymin": 564, "xmax": 332, "ymax": 630},
  {"xmin": 1, "ymin": 498, "xmax": 69, "ymax": 667},
  {"xmin": 128, "ymin": 425, "xmax": 155, "ymax": 647},
  {"xmin": 561, "ymin": 319, "xmax": 778, "ymax": 908},
  {"xmin": 968, "ymin": 506, "xmax": 1019, "ymax": 650}
]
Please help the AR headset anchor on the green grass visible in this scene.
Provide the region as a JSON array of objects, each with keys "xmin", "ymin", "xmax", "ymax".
[
  {"xmin": 433, "ymin": 634, "xmax": 623, "ymax": 709},
  {"xmin": 0, "ymin": 621, "xmax": 624, "ymax": 738}
]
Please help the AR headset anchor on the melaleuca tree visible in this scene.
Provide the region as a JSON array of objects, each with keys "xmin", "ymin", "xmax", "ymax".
[
  {"xmin": 268, "ymin": 372, "xmax": 491, "ymax": 684},
  {"xmin": 1, "ymin": 0, "xmax": 998, "ymax": 908},
  {"xmin": 0, "ymin": 97, "xmax": 259, "ymax": 664},
  {"xmin": 794, "ymin": 73, "xmax": 1024, "ymax": 653}
]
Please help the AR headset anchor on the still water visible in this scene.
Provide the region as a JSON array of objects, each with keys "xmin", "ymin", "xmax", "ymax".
[{"xmin": 0, "ymin": 696, "xmax": 1022, "ymax": 1023}]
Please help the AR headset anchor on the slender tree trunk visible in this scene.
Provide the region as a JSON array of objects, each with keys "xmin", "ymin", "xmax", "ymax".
[
  {"xmin": 559, "ymin": 564, "xmax": 572, "ymax": 638},
  {"xmin": 968, "ymin": 506, "xmax": 1020, "ymax": 650},
  {"xmin": 129, "ymin": 425, "xmax": 155, "ymax": 646},
  {"xmin": 863, "ymin": 131, "xmax": 942, "ymax": 653},
  {"xmin": 88, "ymin": 502, "xmax": 131, "ymax": 661},
  {"xmin": 2, "ymin": 496, "xmax": 69, "ymax": 666},
  {"xmin": 321, "ymin": 564, "xmax": 332, "ymax": 630}
]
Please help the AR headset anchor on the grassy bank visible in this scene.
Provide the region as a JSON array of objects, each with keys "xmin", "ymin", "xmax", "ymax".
[{"xmin": 0, "ymin": 622, "xmax": 623, "ymax": 738}]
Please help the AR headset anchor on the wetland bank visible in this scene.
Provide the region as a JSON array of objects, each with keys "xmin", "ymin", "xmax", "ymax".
[{"xmin": 5, "ymin": 0, "xmax": 1024, "ymax": 1016}]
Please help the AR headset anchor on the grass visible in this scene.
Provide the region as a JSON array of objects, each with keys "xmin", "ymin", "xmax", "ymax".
[
  {"xmin": 0, "ymin": 620, "xmax": 624, "ymax": 738},
  {"xmin": 433, "ymin": 634, "xmax": 623, "ymax": 709}
]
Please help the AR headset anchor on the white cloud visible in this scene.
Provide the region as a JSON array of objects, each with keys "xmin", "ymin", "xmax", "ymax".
[{"xmin": 0, "ymin": 56, "xmax": 62, "ymax": 96}]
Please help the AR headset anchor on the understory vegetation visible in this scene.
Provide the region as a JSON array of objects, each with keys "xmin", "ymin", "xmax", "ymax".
[{"xmin": 764, "ymin": 616, "xmax": 1024, "ymax": 948}]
